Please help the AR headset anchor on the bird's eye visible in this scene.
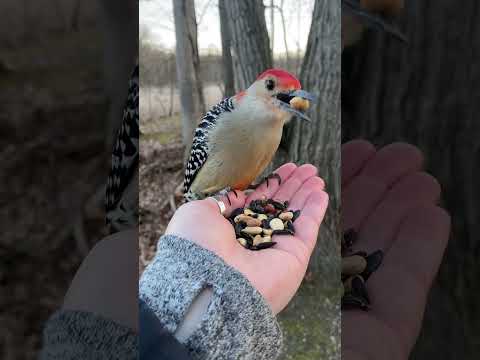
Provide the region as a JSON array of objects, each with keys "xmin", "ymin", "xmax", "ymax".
[{"xmin": 265, "ymin": 79, "xmax": 275, "ymax": 91}]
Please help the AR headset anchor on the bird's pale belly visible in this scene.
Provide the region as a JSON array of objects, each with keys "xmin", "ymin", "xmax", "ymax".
[{"xmin": 191, "ymin": 127, "xmax": 282, "ymax": 195}]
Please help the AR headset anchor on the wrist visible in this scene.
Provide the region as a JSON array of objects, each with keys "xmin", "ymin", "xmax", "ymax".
[{"xmin": 140, "ymin": 234, "xmax": 283, "ymax": 359}]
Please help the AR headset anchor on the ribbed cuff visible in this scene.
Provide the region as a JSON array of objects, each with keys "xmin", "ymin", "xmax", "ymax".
[
  {"xmin": 139, "ymin": 234, "xmax": 283, "ymax": 360},
  {"xmin": 39, "ymin": 310, "xmax": 137, "ymax": 359}
]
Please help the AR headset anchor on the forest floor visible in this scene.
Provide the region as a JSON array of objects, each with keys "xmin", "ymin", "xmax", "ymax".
[
  {"xmin": 139, "ymin": 114, "xmax": 184, "ymax": 271},
  {"xmin": 1, "ymin": 29, "xmax": 110, "ymax": 359},
  {"xmin": 139, "ymin": 113, "xmax": 340, "ymax": 360}
]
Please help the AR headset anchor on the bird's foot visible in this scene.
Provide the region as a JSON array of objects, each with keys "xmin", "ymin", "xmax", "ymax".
[
  {"xmin": 248, "ymin": 172, "xmax": 282, "ymax": 190},
  {"xmin": 217, "ymin": 187, "xmax": 239, "ymax": 206}
]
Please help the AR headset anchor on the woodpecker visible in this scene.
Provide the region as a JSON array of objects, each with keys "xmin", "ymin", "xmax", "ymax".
[
  {"xmin": 342, "ymin": 0, "xmax": 406, "ymax": 49},
  {"xmin": 183, "ymin": 69, "xmax": 314, "ymax": 201},
  {"xmin": 105, "ymin": 61, "xmax": 139, "ymax": 233}
]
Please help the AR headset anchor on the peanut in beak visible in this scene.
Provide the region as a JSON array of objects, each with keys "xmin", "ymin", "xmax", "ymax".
[{"xmin": 289, "ymin": 96, "xmax": 310, "ymax": 112}]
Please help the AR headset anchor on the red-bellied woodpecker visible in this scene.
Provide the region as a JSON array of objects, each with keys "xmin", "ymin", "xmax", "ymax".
[
  {"xmin": 183, "ymin": 69, "xmax": 314, "ymax": 201},
  {"xmin": 106, "ymin": 62, "xmax": 139, "ymax": 233}
]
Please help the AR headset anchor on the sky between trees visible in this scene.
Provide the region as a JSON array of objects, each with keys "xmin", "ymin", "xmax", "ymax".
[{"xmin": 140, "ymin": 0, "xmax": 315, "ymax": 54}]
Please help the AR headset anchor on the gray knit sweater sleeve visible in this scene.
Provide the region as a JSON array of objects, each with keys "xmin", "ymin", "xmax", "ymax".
[
  {"xmin": 140, "ymin": 234, "xmax": 283, "ymax": 360},
  {"xmin": 39, "ymin": 310, "xmax": 138, "ymax": 359}
]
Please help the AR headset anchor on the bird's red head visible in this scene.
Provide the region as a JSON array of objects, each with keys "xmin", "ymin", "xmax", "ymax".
[{"xmin": 257, "ymin": 69, "xmax": 301, "ymax": 91}]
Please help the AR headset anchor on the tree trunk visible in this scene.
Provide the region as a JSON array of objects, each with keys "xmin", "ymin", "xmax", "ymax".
[
  {"xmin": 218, "ymin": 0, "xmax": 235, "ymax": 97},
  {"xmin": 272, "ymin": 1, "xmax": 341, "ymax": 359},
  {"xmin": 224, "ymin": 0, "xmax": 273, "ymax": 90},
  {"xmin": 278, "ymin": 0, "xmax": 290, "ymax": 69},
  {"xmin": 270, "ymin": 0, "xmax": 275, "ymax": 51},
  {"xmin": 99, "ymin": 0, "xmax": 138, "ymax": 151},
  {"xmin": 342, "ymin": 0, "xmax": 480, "ymax": 358},
  {"xmin": 173, "ymin": 0, "xmax": 204, "ymax": 157},
  {"xmin": 273, "ymin": 0, "xmax": 341, "ymax": 275}
]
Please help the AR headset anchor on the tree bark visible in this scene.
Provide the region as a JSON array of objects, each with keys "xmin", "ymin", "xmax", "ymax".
[
  {"xmin": 99, "ymin": 0, "xmax": 138, "ymax": 151},
  {"xmin": 173, "ymin": 0, "xmax": 204, "ymax": 157},
  {"xmin": 273, "ymin": 0, "xmax": 341, "ymax": 275},
  {"xmin": 224, "ymin": 0, "xmax": 273, "ymax": 90},
  {"xmin": 218, "ymin": 0, "xmax": 235, "ymax": 97},
  {"xmin": 270, "ymin": 0, "xmax": 275, "ymax": 51},
  {"xmin": 270, "ymin": 2, "xmax": 341, "ymax": 358},
  {"xmin": 342, "ymin": 0, "xmax": 480, "ymax": 358}
]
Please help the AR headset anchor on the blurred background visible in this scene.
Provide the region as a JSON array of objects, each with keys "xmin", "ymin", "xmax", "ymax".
[
  {"xmin": 1, "ymin": 1, "xmax": 137, "ymax": 359},
  {"xmin": 342, "ymin": 0, "xmax": 480, "ymax": 358},
  {"xmin": 139, "ymin": 0, "xmax": 341, "ymax": 359}
]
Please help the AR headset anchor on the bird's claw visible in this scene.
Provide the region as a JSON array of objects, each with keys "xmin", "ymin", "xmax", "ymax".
[
  {"xmin": 248, "ymin": 172, "xmax": 281, "ymax": 189},
  {"xmin": 217, "ymin": 187, "xmax": 238, "ymax": 206}
]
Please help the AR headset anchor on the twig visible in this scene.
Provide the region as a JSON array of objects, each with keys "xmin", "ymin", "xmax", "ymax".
[
  {"xmin": 169, "ymin": 194, "xmax": 177, "ymax": 212},
  {"xmin": 73, "ymin": 215, "xmax": 90, "ymax": 256}
]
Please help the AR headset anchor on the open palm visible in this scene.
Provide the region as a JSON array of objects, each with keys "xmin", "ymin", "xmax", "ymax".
[
  {"xmin": 165, "ymin": 163, "xmax": 328, "ymax": 314},
  {"xmin": 341, "ymin": 140, "xmax": 451, "ymax": 360}
]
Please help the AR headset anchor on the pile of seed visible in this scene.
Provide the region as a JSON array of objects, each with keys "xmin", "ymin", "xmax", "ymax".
[
  {"xmin": 228, "ymin": 198, "xmax": 300, "ymax": 251},
  {"xmin": 341, "ymin": 229, "xmax": 383, "ymax": 310}
]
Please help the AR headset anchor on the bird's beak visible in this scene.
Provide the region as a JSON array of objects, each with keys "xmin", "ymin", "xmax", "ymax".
[
  {"xmin": 275, "ymin": 89, "xmax": 316, "ymax": 122},
  {"xmin": 342, "ymin": 0, "xmax": 408, "ymax": 43}
]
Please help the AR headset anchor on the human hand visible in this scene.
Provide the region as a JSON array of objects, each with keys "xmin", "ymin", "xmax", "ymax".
[
  {"xmin": 341, "ymin": 140, "xmax": 451, "ymax": 359},
  {"xmin": 165, "ymin": 163, "xmax": 328, "ymax": 314}
]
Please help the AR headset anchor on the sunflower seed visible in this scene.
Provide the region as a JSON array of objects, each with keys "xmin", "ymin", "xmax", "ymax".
[
  {"xmin": 251, "ymin": 241, "xmax": 277, "ymax": 250},
  {"xmin": 272, "ymin": 229, "xmax": 294, "ymax": 236},
  {"xmin": 342, "ymin": 255, "xmax": 367, "ymax": 276},
  {"xmin": 231, "ymin": 207, "xmax": 244, "ymax": 219},
  {"xmin": 285, "ymin": 220, "xmax": 295, "ymax": 232},
  {"xmin": 341, "ymin": 293, "xmax": 370, "ymax": 310},
  {"xmin": 351, "ymin": 275, "xmax": 370, "ymax": 304},
  {"xmin": 292, "ymin": 210, "xmax": 301, "ymax": 222},
  {"xmin": 361, "ymin": 250, "xmax": 384, "ymax": 281}
]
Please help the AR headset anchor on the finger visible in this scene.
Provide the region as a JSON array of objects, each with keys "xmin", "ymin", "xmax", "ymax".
[
  {"xmin": 246, "ymin": 163, "xmax": 297, "ymax": 203},
  {"xmin": 361, "ymin": 143, "xmax": 424, "ymax": 186},
  {"xmin": 355, "ymin": 172, "xmax": 441, "ymax": 253},
  {"xmin": 342, "ymin": 312, "xmax": 404, "ymax": 360},
  {"xmin": 204, "ymin": 190, "xmax": 247, "ymax": 218},
  {"xmin": 291, "ymin": 190, "xmax": 329, "ymax": 252},
  {"xmin": 342, "ymin": 140, "xmax": 376, "ymax": 186},
  {"xmin": 367, "ymin": 206, "xmax": 450, "ymax": 352},
  {"xmin": 271, "ymin": 164, "xmax": 318, "ymax": 203},
  {"xmin": 342, "ymin": 143, "xmax": 424, "ymax": 233},
  {"xmin": 288, "ymin": 176, "xmax": 325, "ymax": 211},
  {"xmin": 342, "ymin": 175, "xmax": 387, "ymax": 232}
]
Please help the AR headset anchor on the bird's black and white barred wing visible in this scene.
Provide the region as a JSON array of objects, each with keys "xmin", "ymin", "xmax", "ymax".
[
  {"xmin": 105, "ymin": 62, "xmax": 139, "ymax": 232},
  {"xmin": 183, "ymin": 97, "xmax": 235, "ymax": 200}
]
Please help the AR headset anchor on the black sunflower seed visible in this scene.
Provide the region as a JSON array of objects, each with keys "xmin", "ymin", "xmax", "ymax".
[
  {"xmin": 272, "ymin": 229, "xmax": 294, "ymax": 236},
  {"xmin": 262, "ymin": 219, "xmax": 270, "ymax": 229},
  {"xmin": 351, "ymin": 275, "xmax": 370, "ymax": 304},
  {"xmin": 249, "ymin": 200, "xmax": 267, "ymax": 213},
  {"xmin": 285, "ymin": 220, "xmax": 295, "ymax": 232},
  {"xmin": 267, "ymin": 199, "xmax": 286, "ymax": 210},
  {"xmin": 231, "ymin": 207, "xmax": 244, "ymax": 219},
  {"xmin": 361, "ymin": 250, "xmax": 384, "ymax": 281},
  {"xmin": 292, "ymin": 210, "xmax": 301, "ymax": 222},
  {"xmin": 342, "ymin": 229, "xmax": 357, "ymax": 249},
  {"xmin": 234, "ymin": 222, "xmax": 247, "ymax": 237},
  {"xmin": 351, "ymin": 251, "xmax": 368, "ymax": 257},
  {"xmin": 341, "ymin": 292, "xmax": 370, "ymax": 310},
  {"xmin": 251, "ymin": 241, "xmax": 277, "ymax": 250}
]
